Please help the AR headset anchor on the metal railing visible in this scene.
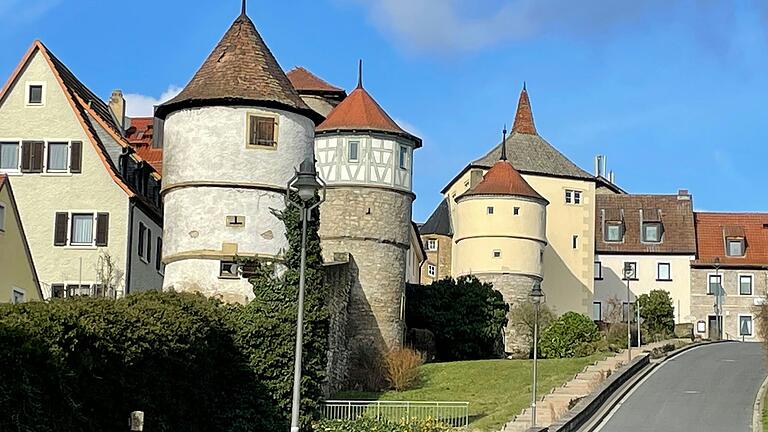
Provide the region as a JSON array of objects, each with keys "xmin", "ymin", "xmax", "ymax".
[{"xmin": 321, "ymin": 400, "xmax": 469, "ymax": 428}]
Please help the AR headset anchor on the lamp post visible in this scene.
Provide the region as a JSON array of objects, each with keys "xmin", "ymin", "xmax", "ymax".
[
  {"xmin": 530, "ymin": 279, "xmax": 544, "ymax": 429},
  {"xmin": 714, "ymin": 257, "xmax": 721, "ymax": 341},
  {"xmin": 286, "ymin": 157, "xmax": 326, "ymax": 432},
  {"xmin": 623, "ymin": 263, "xmax": 634, "ymax": 361}
]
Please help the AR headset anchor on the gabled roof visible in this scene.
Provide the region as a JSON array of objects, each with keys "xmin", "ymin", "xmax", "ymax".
[
  {"xmin": 125, "ymin": 117, "xmax": 163, "ymax": 174},
  {"xmin": 460, "ymin": 159, "xmax": 547, "ymax": 202},
  {"xmin": 595, "ymin": 193, "xmax": 696, "ymax": 254},
  {"xmin": 420, "ymin": 199, "xmax": 453, "ymax": 236},
  {"xmin": 287, "ymin": 67, "xmax": 345, "ymax": 93},
  {"xmin": 156, "ymin": 12, "xmax": 319, "ymax": 122},
  {"xmin": 0, "ymin": 175, "xmax": 43, "ymax": 300},
  {"xmin": 693, "ymin": 212, "xmax": 768, "ymax": 267}
]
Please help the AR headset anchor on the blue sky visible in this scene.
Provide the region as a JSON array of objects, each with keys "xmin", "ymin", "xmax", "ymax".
[{"xmin": 2, "ymin": 0, "xmax": 767, "ymax": 221}]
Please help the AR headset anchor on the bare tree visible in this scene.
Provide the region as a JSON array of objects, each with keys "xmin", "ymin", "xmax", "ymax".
[
  {"xmin": 605, "ymin": 295, "xmax": 623, "ymax": 324},
  {"xmin": 95, "ymin": 249, "xmax": 124, "ymax": 299}
]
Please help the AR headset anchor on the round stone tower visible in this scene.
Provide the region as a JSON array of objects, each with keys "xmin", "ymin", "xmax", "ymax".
[
  {"xmin": 314, "ymin": 64, "xmax": 421, "ymax": 352},
  {"xmin": 155, "ymin": 7, "xmax": 322, "ymax": 303},
  {"xmin": 453, "ymin": 132, "xmax": 548, "ymax": 355}
]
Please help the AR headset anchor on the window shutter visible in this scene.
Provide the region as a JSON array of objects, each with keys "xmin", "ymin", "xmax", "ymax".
[
  {"xmin": 258, "ymin": 118, "xmax": 275, "ymax": 145},
  {"xmin": 147, "ymin": 228, "xmax": 152, "ymax": 263},
  {"xmin": 20, "ymin": 141, "xmax": 32, "ymax": 172},
  {"xmin": 54, "ymin": 212, "xmax": 68, "ymax": 246},
  {"xmin": 155, "ymin": 237, "xmax": 163, "ymax": 271},
  {"xmin": 30, "ymin": 141, "xmax": 44, "ymax": 173},
  {"xmin": 95, "ymin": 213, "xmax": 109, "ymax": 246},
  {"xmin": 249, "ymin": 116, "xmax": 259, "ymax": 145},
  {"xmin": 70, "ymin": 141, "xmax": 82, "ymax": 173}
]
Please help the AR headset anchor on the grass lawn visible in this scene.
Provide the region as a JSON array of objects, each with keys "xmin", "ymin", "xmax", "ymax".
[
  {"xmin": 762, "ymin": 383, "xmax": 768, "ymax": 430},
  {"xmin": 334, "ymin": 352, "xmax": 606, "ymax": 431}
]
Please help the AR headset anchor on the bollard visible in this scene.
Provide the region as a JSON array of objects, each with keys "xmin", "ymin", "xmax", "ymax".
[{"xmin": 129, "ymin": 411, "xmax": 144, "ymax": 432}]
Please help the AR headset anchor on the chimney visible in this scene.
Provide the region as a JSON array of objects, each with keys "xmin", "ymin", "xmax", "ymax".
[
  {"xmin": 609, "ymin": 171, "xmax": 615, "ymax": 184},
  {"xmin": 109, "ymin": 89, "xmax": 125, "ymax": 130},
  {"xmin": 677, "ymin": 189, "xmax": 691, "ymax": 200},
  {"xmin": 594, "ymin": 155, "xmax": 603, "ymax": 177}
]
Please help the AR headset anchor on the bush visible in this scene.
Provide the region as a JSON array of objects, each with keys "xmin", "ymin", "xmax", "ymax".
[
  {"xmin": 406, "ymin": 276, "xmax": 508, "ymax": 361},
  {"xmin": 539, "ymin": 312, "xmax": 600, "ymax": 358},
  {"xmin": 406, "ymin": 328, "xmax": 436, "ymax": 362},
  {"xmin": 347, "ymin": 343, "xmax": 387, "ymax": 392},
  {"xmin": 637, "ymin": 290, "xmax": 675, "ymax": 336},
  {"xmin": 508, "ymin": 302, "xmax": 556, "ymax": 357},
  {"xmin": 385, "ymin": 347, "xmax": 424, "ymax": 391},
  {"xmin": 314, "ymin": 417, "xmax": 451, "ymax": 432}
]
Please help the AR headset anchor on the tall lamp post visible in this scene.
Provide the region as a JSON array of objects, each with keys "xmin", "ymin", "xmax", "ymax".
[
  {"xmin": 623, "ymin": 262, "xmax": 635, "ymax": 361},
  {"xmin": 714, "ymin": 257, "xmax": 721, "ymax": 341},
  {"xmin": 530, "ymin": 280, "xmax": 544, "ymax": 428},
  {"xmin": 287, "ymin": 157, "xmax": 326, "ymax": 432}
]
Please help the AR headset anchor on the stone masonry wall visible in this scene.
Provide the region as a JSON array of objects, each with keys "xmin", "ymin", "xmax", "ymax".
[
  {"xmin": 319, "ymin": 187, "xmax": 412, "ymax": 354},
  {"xmin": 322, "ymin": 254, "xmax": 352, "ymax": 396},
  {"xmin": 420, "ymin": 234, "xmax": 452, "ymax": 284},
  {"xmin": 474, "ymin": 272, "xmax": 540, "ymax": 357}
]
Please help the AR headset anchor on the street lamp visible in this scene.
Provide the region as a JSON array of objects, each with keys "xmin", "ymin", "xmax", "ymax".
[
  {"xmin": 287, "ymin": 156, "xmax": 326, "ymax": 432},
  {"xmin": 714, "ymin": 257, "xmax": 721, "ymax": 341},
  {"xmin": 530, "ymin": 279, "xmax": 544, "ymax": 428},
  {"xmin": 623, "ymin": 262, "xmax": 635, "ymax": 361}
]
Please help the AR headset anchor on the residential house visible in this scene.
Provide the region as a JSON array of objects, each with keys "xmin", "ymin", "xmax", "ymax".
[
  {"xmin": 0, "ymin": 175, "xmax": 42, "ymax": 303},
  {"xmin": 419, "ymin": 198, "xmax": 453, "ymax": 284}
]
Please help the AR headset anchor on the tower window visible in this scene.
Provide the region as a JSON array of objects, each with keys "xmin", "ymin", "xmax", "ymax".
[
  {"xmin": 348, "ymin": 140, "xmax": 360, "ymax": 162},
  {"xmin": 565, "ymin": 189, "xmax": 581, "ymax": 204},
  {"xmin": 487, "ymin": 206, "xmax": 494, "ymax": 215},
  {"xmin": 492, "ymin": 250, "xmax": 502, "ymax": 258},
  {"xmin": 399, "ymin": 146, "xmax": 408, "ymax": 169},
  {"xmin": 513, "ymin": 207, "xmax": 520, "ymax": 215},
  {"xmin": 219, "ymin": 261, "xmax": 240, "ymax": 279},
  {"xmin": 247, "ymin": 114, "xmax": 277, "ymax": 148},
  {"xmin": 572, "ymin": 235, "xmax": 578, "ymax": 249},
  {"xmin": 426, "ymin": 239, "xmax": 437, "ymax": 251},
  {"xmin": 427, "ymin": 264, "xmax": 436, "ymax": 278}
]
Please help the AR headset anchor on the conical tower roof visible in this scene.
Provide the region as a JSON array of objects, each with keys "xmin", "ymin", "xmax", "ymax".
[
  {"xmin": 316, "ymin": 62, "xmax": 421, "ymax": 146},
  {"xmin": 512, "ymin": 84, "xmax": 536, "ymax": 135},
  {"xmin": 155, "ymin": 12, "xmax": 320, "ymax": 121}
]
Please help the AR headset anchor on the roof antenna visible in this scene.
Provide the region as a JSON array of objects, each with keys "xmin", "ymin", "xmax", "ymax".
[
  {"xmin": 500, "ymin": 124, "xmax": 508, "ymax": 161},
  {"xmin": 357, "ymin": 59, "xmax": 363, "ymax": 89},
  {"xmin": 241, "ymin": 0, "xmax": 246, "ymax": 15}
]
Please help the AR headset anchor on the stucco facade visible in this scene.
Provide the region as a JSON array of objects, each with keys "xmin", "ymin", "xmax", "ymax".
[
  {"xmin": 0, "ymin": 177, "xmax": 41, "ymax": 302},
  {"xmin": 0, "ymin": 50, "xmax": 133, "ymax": 298}
]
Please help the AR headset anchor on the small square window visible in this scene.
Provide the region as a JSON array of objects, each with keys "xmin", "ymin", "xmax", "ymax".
[
  {"xmin": 739, "ymin": 275, "xmax": 753, "ymax": 295},
  {"xmin": 47, "ymin": 142, "xmax": 69, "ymax": 172},
  {"xmin": 565, "ymin": 189, "xmax": 581, "ymax": 204},
  {"xmin": 0, "ymin": 142, "xmax": 20, "ymax": 171},
  {"xmin": 220, "ymin": 261, "xmax": 240, "ymax": 279},
  {"xmin": 657, "ymin": 262, "xmax": 671, "ymax": 281},
  {"xmin": 426, "ymin": 239, "xmax": 437, "ymax": 251},
  {"xmin": 740, "ymin": 316, "xmax": 753, "ymax": 336},
  {"xmin": 28, "ymin": 84, "xmax": 43, "ymax": 105},
  {"xmin": 427, "ymin": 264, "xmax": 436, "ymax": 278},
  {"xmin": 594, "ymin": 261, "xmax": 602, "ymax": 279},
  {"xmin": 348, "ymin": 140, "xmax": 360, "ymax": 162},
  {"xmin": 605, "ymin": 223, "xmax": 623, "ymax": 242},
  {"xmin": 487, "ymin": 206, "xmax": 494, "ymax": 215},
  {"xmin": 726, "ymin": 239, "xmax": 745, "ymax": 257},
  {"xmin": 642, "ymin": 222, "xmax": 662, "ymax": 243},
  {"xmin": 492, "ymin": 249, "xmax": 502, "ymax": 258},
  {"xmin": 513, "ymin": 207, "xmax": 520, "ymax": 215},
  {"xmin": 11, "ymin": 288, "xmax": 25, "ymax": 304},
  {"xmin": 248, "ymin": 115, "xmax": 277, "ymax": 147},
  {"xmin": 399, "ymin": 146, "xmax": 408, "ymax": 169}
]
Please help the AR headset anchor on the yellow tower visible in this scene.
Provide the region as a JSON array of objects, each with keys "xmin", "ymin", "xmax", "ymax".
[{"xmin": 453, "ymin": 130, "xmax": 548, "ymax": 355}]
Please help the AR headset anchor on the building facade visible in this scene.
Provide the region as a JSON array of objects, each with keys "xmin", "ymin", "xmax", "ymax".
[
  {"xmin": 690, "ymin": 212, "xmax": 768, "ymax": 341},
  {"xmin": 0, "ymin": 175, "xmax": 42, "ymax": 303},
  {"xmin": 593, "ymin": 192, "xmax": 696, "ymax": 323},
  {"xmin": 419, "ymin": 198, "xmax": 453, "ymax": 284},
  {"xmin": 0, "ymin": 41, "xmax": 163, "ymax": 299}
]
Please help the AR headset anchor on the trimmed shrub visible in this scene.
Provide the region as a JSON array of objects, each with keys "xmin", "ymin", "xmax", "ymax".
[
  {"xmin": 314, "ymin": 417, "xmax": 451, "ymax": 432},
  {"xmin": 385, "ymin": 347, "xmax": 424, "ymax": 391},
  {"xmin": 539, "ymin": 312, "xmax": 600, "ymax": 358},
  {"xmin": 637, "ymin": 290, "xmax": 675, "ymax": 336},
  {"xmin": 406, "ymin": 276, "xmax": 508, "ymax": 361}
]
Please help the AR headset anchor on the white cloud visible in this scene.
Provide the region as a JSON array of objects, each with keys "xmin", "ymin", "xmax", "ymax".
[{"xmin": 123, "ymin": 86, "xmax": 182, "ymax": 117}]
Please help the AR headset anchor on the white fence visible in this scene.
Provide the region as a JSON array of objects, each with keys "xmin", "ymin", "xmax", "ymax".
[{"xmin": 321, "ymin": 400, "xmax": 470, "ymax": 428}]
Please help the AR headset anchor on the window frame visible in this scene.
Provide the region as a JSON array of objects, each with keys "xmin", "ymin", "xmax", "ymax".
[
  {"xmin": 513, "ymin": 207, "xmax": 520, "ymax": 215},
  {"xmin": 398, "ymin": 145, "xmax": 408, "ymax": 170},
  {"xmin": 44, "ymin": 140, "xmax": 71, "ymax": 173},
  {"xmin": 492, "ymin": 249, "xmax": 502, "ymax": 258},
  {"xmin": 487, "ymin": 206, "xmax": 494, "ymax": 215},
  {"xmin": 707, "ymin": 273, "xmax": 722, "ymax": 295},
  {"xmin": 592, "ymin": 301, "xmax": 602, "ymax": 321},
  {"xmin": 426, "ymin": 239, "xmax": 438, "ymax": 252},
  {"xmin": 427, "ymin": 264, "xmax": 436, "ymax": 278},
  {"xmin": 219, "ymin": 260, "xmax": 241, "ymax": 279},
  {"xmin": 11, "ymin": 287, "xmax": 25, "ymax": 304},
  {"xmin": 565, "ymin": 189, "xmax": 582, "ymax": 205},
  {"xmin": 738, "ymin": 273, "xmax": 753, "ymax": 296},
  {"xmin": 642, "ymin": 222, "xmax": 663, "ymax": 243},
  {"xmin": 738, "ymin": 314, "xmax": 754, "ymax": 337},
  {"xmin": 0, "ymin": 140, "xmax": 21, "ymax": 173},
  {"xmin": 156, "ymin": 236, "xmax": 164, "ymax": 275},
  {"xmin": 657, "ymin": 262, "xmax": 672, "ymax": 281},
  {"xmin": 726, "ymin": 238, "xmax": 745, "ymax": 257},
  {"xmin": 25, "ymin": 82, "xmax": 46, "ymax": 106},
  {"xmin": 605, "ymin": 222, "xmax": 623, "ymax": 242},
  {"xmin": 138, "ymin": 222, "xmax": 147, "ymax": 261},
  {"xmin": 245, "ymin": 112, "xmax": 279, "ymax": 149},
  {"xmin": 348, "ymin": 140, "xmax": 360, "ymax": 162},
  {"xmin": 594, "ymin": 261, "xmax": 602, "ymax": 280},
  {"xmin": 69, "ymin": 212, "xmax": 96, "ymax": 247},
  {"xmin": 572, "ymin": 235, "xmax": 579, "ymax": 249}
]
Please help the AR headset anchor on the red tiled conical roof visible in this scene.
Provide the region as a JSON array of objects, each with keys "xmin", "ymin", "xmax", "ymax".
[
  {"xmin": 156, "ymin": 13, "xmax": 319, "ymax": 121},
  {"xmin": 287, "ymin": 67, "xmax": 344, "ymax": 93},
  {"xmin": 512, "ymin": 85, "xmax": 537, "ymax": 135},
  {"xmin": 461, "ymin": 160, "xmax": 546, "ymax": 202}
]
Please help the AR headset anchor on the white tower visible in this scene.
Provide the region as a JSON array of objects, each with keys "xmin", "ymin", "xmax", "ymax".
[
  {"xmin": 314, "ymin": 63, "xmax": 422, "ymax": 351},
  {"xmin": 156, "ymin": 6, "xmax": 322, "ymax": 303}
]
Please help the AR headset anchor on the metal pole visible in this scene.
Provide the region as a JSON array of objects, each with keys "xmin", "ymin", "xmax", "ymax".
[
  {"xmin": 636, "ymin": 302, "xmax": 641, "ymax": 347},
  {"xmin": 290, "ymin": 205, "xmax": 309, "ymax": 432},
  {"xmin": 627, "ymin": 278, "xmax": 631, "ymax": 361},
  {"xmin": 715, "ymin": 265, "xmax": 721, "ymax": 341},
  {"xmin": 531, "ymin": 301, "xmax": 539, "ymax": 428}
]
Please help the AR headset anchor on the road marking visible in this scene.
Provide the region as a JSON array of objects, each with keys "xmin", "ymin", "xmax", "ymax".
[
  {"xmin": 722, "ymin": 359, "xmax": 736, "ymax": 362},
  {"xmin": 683, "ymin": 390, "xmax": 700, "ymax": 394}
]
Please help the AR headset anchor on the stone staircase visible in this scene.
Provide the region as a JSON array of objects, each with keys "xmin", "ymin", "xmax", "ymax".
[{"xmin": 499, "ymin": 342, "xmax": 671, "ymax": 432}]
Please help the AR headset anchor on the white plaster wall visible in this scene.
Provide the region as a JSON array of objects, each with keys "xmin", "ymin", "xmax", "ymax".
[
  {"xmin": 594, "ymin": 254, "xmax": 694, "ymax": 323},
  {"xmin": 315, "ymin": 134, "xmax": 414, "ymax": 192},
  {"xmin": 163, "ymin": 258, "xmax": 254, "ymax": 304},
  {"xmin": 128, "ymin": 205, "xmax": 163, "ymax": 293},
  {"xmin": 0, "ymin": 50, "xmax": 130, "ymax": 298},
  {"xmin": 162, "ymin": 187, "xmax": 288, "ymax": 258},
  {"xmin": 162, "ymin": 106, "xmax": 314, "ymax": 188}
]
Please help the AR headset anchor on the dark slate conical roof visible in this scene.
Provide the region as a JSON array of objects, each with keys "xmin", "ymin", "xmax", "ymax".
[{"xmin": 156, "ymin": 13, "xmax": 320, "ymax": 121}]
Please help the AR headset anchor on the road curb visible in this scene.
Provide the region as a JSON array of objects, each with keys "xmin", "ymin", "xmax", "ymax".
[{"xmin": 752, "ymin": 373, "xmax": 768, "ymax": 432}]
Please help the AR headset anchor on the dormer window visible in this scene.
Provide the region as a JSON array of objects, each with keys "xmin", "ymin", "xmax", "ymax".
[
  {"xmin": 26, "ymin": 82, "xmax": 45, "ymax": 106},
  {"xmin": 642, "ymin": 222, "xmax": 663, "ymax": 243},
  {"xmin": 605, "ymin": 222, "xmax": 623, "ymax": 242},
  {"xmin": 727, "ymin": 238, "xmax": 745, "ymax": 257},
  {"xmin": 247, "ymin": 114, "xmax": 277, "ymax": 148}
]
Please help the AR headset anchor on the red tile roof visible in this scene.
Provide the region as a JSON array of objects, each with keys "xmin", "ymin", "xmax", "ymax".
[
  {"xmin": 694, "ymin": 212, "xmax": 768, "ymax": 267},
  {"xmin": 512, "ymin": 85, "xmax": 537, "ymax": 135},
  {"xmin": 460, "ymin": 160, "xmax": 546, "ymax": 202},
  {"xmin": 125, "ymin": 117, "xmax": 163, "ymax": 174},
  {"xmin": 287, "ymin": 67, "xmax": 344, "ymax": 93}
]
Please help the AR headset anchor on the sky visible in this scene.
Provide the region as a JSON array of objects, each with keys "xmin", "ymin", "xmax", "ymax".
[{"xmin": 1, "ymin": 0, "xmax": 767, "ymax": 221}]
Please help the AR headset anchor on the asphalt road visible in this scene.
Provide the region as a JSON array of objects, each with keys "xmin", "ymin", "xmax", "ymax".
[{"xmin": 596, "ymin": 342, "xmax": 766, "ymax": 432}]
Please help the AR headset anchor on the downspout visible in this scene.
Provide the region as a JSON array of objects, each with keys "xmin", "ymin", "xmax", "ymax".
[{"xmin": 125, "ymin": 198, "xmax": 136, "ymax": 296}]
